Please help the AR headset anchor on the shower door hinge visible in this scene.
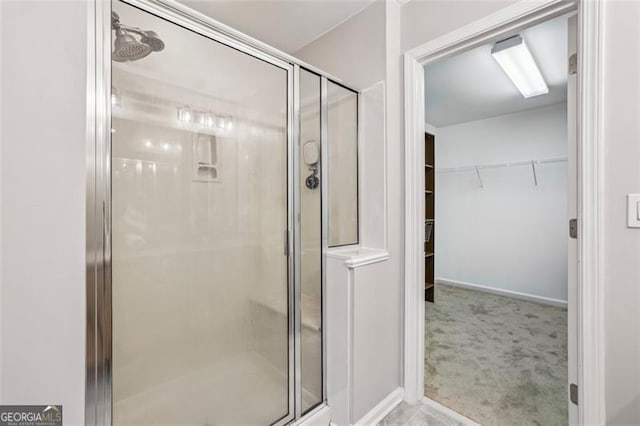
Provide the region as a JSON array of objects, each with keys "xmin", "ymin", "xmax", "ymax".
[
  {"xmin": 569, "ymin": 53, "xmax": 577, "ymax": 75},
  {"xmin": 569, "ymin": 218, "xmax": 578, "ymax": 239},
  {"xmin": 570, "ymin": 383, "xmax": 578, "ymax": 405}
]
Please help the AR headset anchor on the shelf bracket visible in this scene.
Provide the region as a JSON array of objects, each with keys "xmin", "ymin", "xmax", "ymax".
[
  {"xmin": 531, "ymin": 160, "xmax": 538, "ymax": 186},
  {"xmin": 474, "ymin": 166, "xmax": 484, "ymax": 189}
]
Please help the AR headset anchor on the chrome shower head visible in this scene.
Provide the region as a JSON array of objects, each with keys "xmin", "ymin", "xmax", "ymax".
[
  {"xmin": 111, "ymin": 11, "xmax": 165, "ymax": 62},
  {"xmin": 141, "ymin": 31, "xmax": 165, "ymax": 52},
  {"xmin": 112, "ymin": 28, "xmax": 152, "ymax": 62}
]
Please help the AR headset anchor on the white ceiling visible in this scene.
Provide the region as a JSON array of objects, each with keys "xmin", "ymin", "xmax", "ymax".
[
  {"xmin": 425, "ymin": 14, "xmax": 570, "ymax": 127},
  {"xmin": 178, "ymin": 0, "xmax": 376, "ymax": 54}
]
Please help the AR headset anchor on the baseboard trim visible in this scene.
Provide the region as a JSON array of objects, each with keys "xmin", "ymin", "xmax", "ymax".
[
  {"xmin": 436, "ymin": 278, "xmax": 568, "ymax": 308},
  {"xmin": 354, "ymin": 387, "xmax": 403, "ymax": 426},
  {"xmin": 422, "ymin": 397, "xmax": 480, "ymax": 426}
]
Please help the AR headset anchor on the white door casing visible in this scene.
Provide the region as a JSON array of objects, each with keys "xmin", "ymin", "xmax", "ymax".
[
  {"xmin": 567, "ymin": 13, "xmax": 578, "ymax": 426},
  {"xmin": 402, "ymin": 1, "xmax": 605, "ymax": 424}
]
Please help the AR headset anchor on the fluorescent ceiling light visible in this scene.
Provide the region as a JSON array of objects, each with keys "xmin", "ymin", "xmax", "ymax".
[{"xmin": 491, "ymin": 35, "xmax": 549, "ymax": 98}]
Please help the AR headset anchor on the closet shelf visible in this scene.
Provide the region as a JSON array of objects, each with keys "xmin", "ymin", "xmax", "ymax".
[
  {"xmin": 437, "ymin": 157, "xmax": 567, "ymax": 174},
  {"xmin": 425, "ymin": 131, "xmax": 435, "ymax": 303},
  {"xmin": 437, "ymin": 157, "xmax": 567, "ymax": 189}
]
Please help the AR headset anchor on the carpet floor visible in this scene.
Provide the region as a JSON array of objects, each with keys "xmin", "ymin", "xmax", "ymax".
[{"xmin": 425, "ymin": 284, "xmax": 568, "ymax": 426}]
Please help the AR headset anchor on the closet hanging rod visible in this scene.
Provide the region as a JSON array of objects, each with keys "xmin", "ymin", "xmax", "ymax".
[{"xmin": 437, "ymin": 157, "xmax": 567, "ymax": 174}]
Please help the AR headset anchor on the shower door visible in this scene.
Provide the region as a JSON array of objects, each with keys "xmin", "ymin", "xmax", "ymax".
[{"xmin": 110, "ymin": 1, "xmax": 293, "ymax": 424}]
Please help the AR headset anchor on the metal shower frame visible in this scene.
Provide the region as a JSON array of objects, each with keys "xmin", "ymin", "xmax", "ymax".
[{"xmin": 86, "ymin": 0, "xmax": 359, "ymax": 425}]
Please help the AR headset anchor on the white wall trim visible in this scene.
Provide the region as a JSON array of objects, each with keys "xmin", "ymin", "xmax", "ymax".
[
  {"xmin": 344, "ymin": 251, "xmax": 390, "ymax": 269},
  {"xmin": 327, "ymin": 247, "xmax": 390, "ymax": 269},
  {"xmin": 405, "ymin": 0, "xmax": 577, "ymax": 63},
  {"xmin": 576, "ymin": 0, "xmax": 606, "ymax": 422},
  {"xmin": 354, "ymin": 387, "xmax": 403, "ymax": 426},
  {"xmin": 436, "ymin": 278, "xmax": 568, "ymax": 308},
  {"xmin": 403, "ymin": 0, "xmax": 606, "ymax": 423},
  {"xmin": 402, "ymin": 52, "xmax": 425, "ymax": 404}
]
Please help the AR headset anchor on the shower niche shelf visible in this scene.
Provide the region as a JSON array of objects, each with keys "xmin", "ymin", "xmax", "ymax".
[{"xmin": 192, "ymin": 133, "xmax": 220, "ymax": 182}]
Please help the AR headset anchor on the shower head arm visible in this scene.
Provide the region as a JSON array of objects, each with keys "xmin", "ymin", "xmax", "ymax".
[
  {"xmin": 110, "ymin": 13, "xmax": 148, "ymax": 36},
  {"xmin": 115, "ymin": 24, "xmax": 148, "ymax": 38}
]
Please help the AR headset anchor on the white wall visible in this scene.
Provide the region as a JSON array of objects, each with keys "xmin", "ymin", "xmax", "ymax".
[
  {"xmin": 601, "ymin": 0, "xmax": 640, "ymax": 423},
  {"xmin": 434, "ymin": 104, "xmax": 568, "ymax": 304},
  {"xmin": 401, "ymin": 0, "xmax": 517, "ymax": 52},
  {"xmin": 402, "ymin": 1, "xmax": 640, "ymax": 424},
  {"xmin": 0, "ymin": 1, "xmax": 86, "ymax": 424},
  {"xmin": 296, "ymin": 0, "xmax": 386, "ymax": 90}
]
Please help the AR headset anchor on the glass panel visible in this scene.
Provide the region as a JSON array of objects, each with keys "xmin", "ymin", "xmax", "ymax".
[
  {"xmin": 327, "ymin": 82, "xmax": 358, "ymax": 246},
  {"xmin": 110, "ymin": 2, "xmax": 290, "ymax": 424},
  {"xmin": 299, "ymin": 69, "xmax": 323, "ymax": 413}
]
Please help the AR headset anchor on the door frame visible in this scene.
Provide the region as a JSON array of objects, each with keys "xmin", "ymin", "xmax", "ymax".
[{"xmin": 402, "ymin": 0, "xmax": 605, "ymax": 424}]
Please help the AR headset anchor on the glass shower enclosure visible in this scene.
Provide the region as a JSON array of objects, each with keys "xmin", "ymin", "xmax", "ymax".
[{"xmin": 86, "ymin": 1, "xmax": 358, "ymax": 425}]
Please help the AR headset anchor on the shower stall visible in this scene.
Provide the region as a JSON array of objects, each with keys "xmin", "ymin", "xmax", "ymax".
[{"xmin": 86, "ymin": 1, "xmax": 359, "ymax": 425}]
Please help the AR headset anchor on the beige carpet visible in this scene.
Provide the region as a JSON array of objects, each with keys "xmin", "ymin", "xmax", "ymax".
[{"xmin": 425, "ymin": 284, "xmax": 568, "ymax": 426}]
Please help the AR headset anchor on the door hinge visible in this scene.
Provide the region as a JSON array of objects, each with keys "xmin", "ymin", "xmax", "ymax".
[
  {"xmin": 569, "ymin": 53, "xmax": 577, "ymax": 75},
  {"xmin": 570, "ymin": 383, "xmax": 578, "ymax": 405},
  {"xmin": 569, "ymin": 218, "xmax": 578, "ymax": 239}
]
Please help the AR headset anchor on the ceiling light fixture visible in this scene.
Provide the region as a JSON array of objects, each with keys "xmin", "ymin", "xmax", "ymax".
[{"xmin": 491, "ymin": 35, "xmax": 548, "ymax": 98}]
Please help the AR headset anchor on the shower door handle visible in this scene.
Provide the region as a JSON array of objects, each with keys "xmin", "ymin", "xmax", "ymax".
[{"xmin": 284, "ymin": 230, "xmax": 290, "ymax": 257}]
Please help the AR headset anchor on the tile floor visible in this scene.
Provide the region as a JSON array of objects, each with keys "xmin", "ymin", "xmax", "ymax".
[{"xmin": 379, "ymin": 400, "xmax": 473, "ymax": 426}]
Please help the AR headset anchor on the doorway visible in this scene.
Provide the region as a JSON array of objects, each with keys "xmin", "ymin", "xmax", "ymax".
[
  {"xmin": 421, "ymin": 14, "xmax": 574, "ymax": 425},
  {"xmin": 403, "ymin": 0, "xmax": 606, "ymax": 424}
]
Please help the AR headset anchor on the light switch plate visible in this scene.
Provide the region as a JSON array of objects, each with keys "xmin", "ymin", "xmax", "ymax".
[{"xmin": 627, "ymin": 194, "xmax": 640, "ymax": 228}]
